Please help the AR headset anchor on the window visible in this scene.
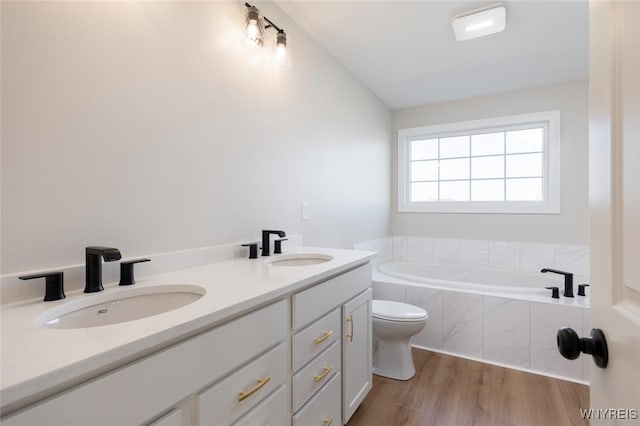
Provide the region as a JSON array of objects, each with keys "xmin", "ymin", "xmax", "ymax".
[{"xmin": 397, "ymin": 111, "xmax": 560, "ymax": 214}]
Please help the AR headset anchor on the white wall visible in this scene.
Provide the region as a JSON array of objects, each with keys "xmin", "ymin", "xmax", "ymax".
[
  {"xmin": 392, "ymin": 81, "xmax": 589, "ymax": 244},
  {"xmin": 0, "ymin": 1, "xmax": 391, "ymax": 274}
]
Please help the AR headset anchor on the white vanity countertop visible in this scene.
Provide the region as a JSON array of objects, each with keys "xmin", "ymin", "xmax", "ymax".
[{"xmin": 0, "ymin": 247, "xmax": 375, "ymax": 413}]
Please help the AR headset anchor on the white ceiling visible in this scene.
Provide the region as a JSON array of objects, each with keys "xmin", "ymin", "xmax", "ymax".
[{"xmin": 276, "ymin": 1, "xmax": 589, "ymax": 110}]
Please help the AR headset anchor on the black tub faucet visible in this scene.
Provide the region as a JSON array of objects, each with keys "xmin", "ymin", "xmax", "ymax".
[
  {"xmin": 261, "ymin": 230, "xmax": 286, "ymax": 256},
  {"xmin": 85, "ymin": 246, "xmax": 121, "ymax": 293},
  {"xmin": 541, "ymin": 268, "xmax": 574, "ymax": 298}
]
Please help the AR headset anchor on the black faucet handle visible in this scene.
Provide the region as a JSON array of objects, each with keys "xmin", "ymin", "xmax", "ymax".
[
  {"xmin": 578, "ymin": 283, "xmax": 590, "ymax": 296},
  {"xmin": 119, "ymin": 259, "xmax": 150, "ymax": 286},
  {"xmin": 545, "ymin": 286, "xmax": 560, "ymax": 299},
  {"xmin": 274, "ymin": 238, "xmax": 288, "ymax": 254},
  {"xmin": 19, "ymin": 271, "xmax": 65, "ymax": 301},
  {"xmin": 241, "ymin": 243, "xmax": 259, "ymax": 259}
]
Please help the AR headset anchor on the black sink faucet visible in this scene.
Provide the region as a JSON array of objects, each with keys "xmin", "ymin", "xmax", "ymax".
[
  {"xmin": 85, "ymin": 246, "xmax": 121, "ymax": 293},
  {"xmin": 541, "ymin": 268, "xmax": 574, "ymax": 298},
  {"xmin": 261, "ymin": 230, "xmax": 286, "ymax": 256}
]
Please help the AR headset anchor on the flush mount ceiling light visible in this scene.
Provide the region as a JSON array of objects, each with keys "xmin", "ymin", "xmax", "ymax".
[
  {"xmin": 243, "ymin": 2, "xmax": 290, "ymax": 68},
  {"xmin": 452, "ymin": 4, "xmax": 506, "ymax": 41}
]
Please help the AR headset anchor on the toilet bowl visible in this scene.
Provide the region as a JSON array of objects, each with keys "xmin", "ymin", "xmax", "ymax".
[{"xmin": 372, "ymin": 299, "xmax": 428, "ymax": 381}]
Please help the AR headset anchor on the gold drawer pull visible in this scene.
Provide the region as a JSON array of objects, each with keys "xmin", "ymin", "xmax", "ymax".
[
  {"xmin": 323, "ymin": 418, "xmax": 334, "ymax": 426},
  {"xmin": 314, "ymin": 365, "xmax": 333, "ymax": 382},
  {"xmin": 346, "ymin": 315, "xmax": 354, "ymax": 342},
  {"xmin": 238, "ymin": 376, "xmax": 271, "ymax": 401},
  {"xmin": 314, "ymin": 330, "xmax": 333, "ymax": 345}
]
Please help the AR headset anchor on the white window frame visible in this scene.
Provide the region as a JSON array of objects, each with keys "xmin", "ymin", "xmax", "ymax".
[{"xmin": 397, "ymin": 110, "xmax": 560, "ymax": 214}]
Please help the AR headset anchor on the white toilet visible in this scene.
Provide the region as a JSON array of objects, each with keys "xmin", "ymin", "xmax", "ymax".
[{"xmin": 372, "ymin": 299, "xmax": 428, "ymax": 381}]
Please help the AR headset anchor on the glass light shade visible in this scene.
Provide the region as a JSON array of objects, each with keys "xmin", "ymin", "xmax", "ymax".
[
  {"xmin": 243, "ymin": 6, "xmax": 264, "ymax": 48},
  {"xmin": 274, "ymin": 30, "xmax": 291, "ymax": 69}
]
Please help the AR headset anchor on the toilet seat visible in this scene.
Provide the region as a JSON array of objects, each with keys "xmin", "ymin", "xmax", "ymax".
[{"xmin": 372, "ymin": 300, "xmax": 427, "ymax": 322}]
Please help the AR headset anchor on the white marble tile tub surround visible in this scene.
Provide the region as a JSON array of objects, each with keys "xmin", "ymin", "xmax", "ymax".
[
  {"xmin": 359, "ymin": 235, "xmax": 591, "ymax": 383},
  {"xmin": 432, "ymin": 238, "xmax": 460, "ymax": 264},
  {"xmin": 488, "ymin": 241, "xmax": 520, "ymax": 271},
  {"xmin": 441, "ymin": 291, "xmax": 483, "ymax": 357},
  {"xmin": 356, "ymin": 236, "xmax": 590, "ymax": 281},
  {"xmin": 530, "ymin": 302, "xmax": 583, "ymax": 380},
  {"xmin": 483, "ymin": 296, "xmax": 529, "ymax": 367},
  {"xmin": 372, "ymin": 277, "xmax": 589, "ymax": 383},
  {"xmin": 406, "ymin": 286, "xmax": 443, "ymax": 349}
]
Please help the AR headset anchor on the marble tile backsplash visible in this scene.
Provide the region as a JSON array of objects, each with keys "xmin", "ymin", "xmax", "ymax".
[{"xmin": 356, "ymin": 236, "xmax": 589, "ymax": 277}]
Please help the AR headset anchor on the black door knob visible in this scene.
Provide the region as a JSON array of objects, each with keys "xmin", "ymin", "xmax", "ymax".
[{"xmin": 557, "ymin": 327, "xmax": 608, "ymax": 368}]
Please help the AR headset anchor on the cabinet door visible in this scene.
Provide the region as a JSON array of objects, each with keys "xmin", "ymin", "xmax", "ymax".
[{"xmin": 342, "ymin": 289, "xmax": 372, "ymax": 424}]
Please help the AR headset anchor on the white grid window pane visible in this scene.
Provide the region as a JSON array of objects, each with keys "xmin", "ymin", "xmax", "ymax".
[
  {"xmin": 439, "ymin": 158, "xmax": 469, "ymax": 180},
  {"xmin": 411, "ymin": 139, "xmax": 438, "ymax": 160},
  {"xmin": 506, "ymin": 153, "xmax": 542, "ymax": 177},
  {"xmin": 411, "ymin": 160, "xmax": 438, "ymax": 181},
  {"xmin": 471, "ymin": 179, "xmax": 505, "ymax": 201},
  {"xmin": 440, "ymin": 136, "xmax": 469, "ymax": 158},
  {"xmin": 471, "ymin": 156, "xmax": 504, "ymax": 179},
  {"xmin": 440, "ymin": 181, "xmax": 469, "ymax": 201},
  {"xmin": 506, "ymin": 178, "xmax": 543, "ymax": 201},
  {"xmin": 506, "ymin": 128, "xmax": 543, "ymax": 153},
  {"xmin": 411, "ymin": 182, "xmax": 438, "ymax": 201},
  {"xmin": 471, "ymin": 132, "xmax": 504, "ymax": 156}
]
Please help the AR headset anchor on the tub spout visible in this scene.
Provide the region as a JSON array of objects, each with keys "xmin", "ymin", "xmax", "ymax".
[{"xmin": 541, "ymin": 268, "xmax": 574, "ymax": 298}]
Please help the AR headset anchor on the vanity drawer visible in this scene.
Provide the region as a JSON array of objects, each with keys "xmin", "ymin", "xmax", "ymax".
[
  {"xmin": 198, "ymin": 342, "xmax": 288, "ymax": 425},
  {"xmin": 292, "ymin": 263, "xmax": 371, "ymax": 330},
  {"xmin": 292, "ymin": 308, "xmax": 340, "ymax": 371},
  {"xmin": 292, "ymin": 341, "xmax": 341, "ymax": 413},
  {"xmin": 293, "ymin": 372, "xmax": 341, "ymax": 426},
  {"xmin": 148, "ymin": 408, "xmax": 183, "ymax": 426},
  {"xmin": 232, "ymin": 385, "xmax": 289, "ymax": 426}
]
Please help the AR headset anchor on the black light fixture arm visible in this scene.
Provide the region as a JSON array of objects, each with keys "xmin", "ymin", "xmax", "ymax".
[{"xmin": 244, "ymin": 3, "xmax": 284, "ymax": 33}]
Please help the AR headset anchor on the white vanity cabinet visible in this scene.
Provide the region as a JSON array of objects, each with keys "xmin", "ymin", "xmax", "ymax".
[
  {"xmin": 2, "ymin": 260, "xmax": 373, "ymax": 426},
  {"xmin": 2, "ymin": 300, "xmax": 289, "ymax": 426},
  {"xmin": 291, "ymin": 263, "xmax": 372, "ymax": 425}
]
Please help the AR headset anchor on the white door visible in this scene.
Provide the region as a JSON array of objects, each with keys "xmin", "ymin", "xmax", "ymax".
[
  {"xmin": 342, "ymin": 289, "xmax": 372, "ymax": 424},
  {"xmin": 589, "ymin": 0, "xmax": 640, "ymax": 422}
]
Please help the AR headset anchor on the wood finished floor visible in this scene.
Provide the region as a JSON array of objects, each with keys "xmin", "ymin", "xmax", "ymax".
[{"xmin": 347, "ymin": 349, "xmax": 589, "ymax": 426}]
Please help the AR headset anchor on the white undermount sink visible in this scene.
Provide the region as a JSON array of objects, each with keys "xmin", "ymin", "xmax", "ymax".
[
  {"xmin": 266, "ymin": 253, "xmax": 333, "ymax": 267},
  {"xmin": 36, "ymin": 284, "xmax": 206, "ymax": 329}
]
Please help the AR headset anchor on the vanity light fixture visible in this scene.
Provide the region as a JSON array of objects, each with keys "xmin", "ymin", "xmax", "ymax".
[
  {"xmin": 451, "ymin": 4, "xmax": 506, "ymax": 41},
  {"xmin": 243, "ymin": 2, "xmax": 290, "ymax": 68},
  {"xmin": 244, "ymin": 4, "xmax": 264, "ymax": 47}
]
